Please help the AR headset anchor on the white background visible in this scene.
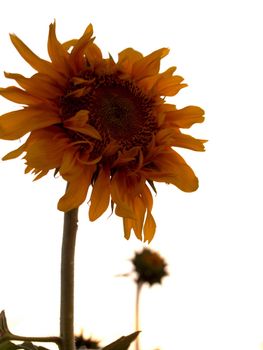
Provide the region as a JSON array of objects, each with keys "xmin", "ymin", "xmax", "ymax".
[{"xmin": 0, "ymin": 1, "xmax": 263, "ymax": 350}]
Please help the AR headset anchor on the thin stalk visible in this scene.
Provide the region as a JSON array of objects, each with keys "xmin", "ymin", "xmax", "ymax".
[
  {"xmin": 1, "ymin": 334, "xmax": 61, "ymax": 346},
  {"xmin": 135, "ymin": 281, "xmax": 143, "ymax": 350},
  {"xmin": 60, "ymin": 207, "xmax": 79, "ymax": 350}
]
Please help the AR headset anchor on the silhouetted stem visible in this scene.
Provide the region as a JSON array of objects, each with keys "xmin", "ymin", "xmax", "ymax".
[
  {"xmin": 60, "ymin": 208, "xmax": 79, "ymax": 350},
  {"xmin": 0, "ymin": 334, "xmax": 61, "ymax": 345},
  {"xmin": 135, "ymin": 282, "xmax": 143, "ymax": 350}
]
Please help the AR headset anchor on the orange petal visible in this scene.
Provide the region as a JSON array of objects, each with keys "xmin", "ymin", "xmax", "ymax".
[
  {"xmin": 123, "ymin": 217, "xmax": 133, "ymax": 240},
  {"xmin": 132, "ymin": 196, "xmax": 146, "ymax": 240},
  {"xmin": 118, "ymin": 48, "xmax": 143, "ymax": 75},
  {"xmin": 10, "ymin": 34, "xmax": 63, "ymax": 82},
  {"xmin": 155, "ymin": 128, "xmax": 206, "ymax": 151},
  {"xmin": 22, "ymin": 128, "xmax": 67, "ymax": 170},
  {"xmin": 58, "ymin": 165, "xmax": 94, "ymax": 211},
  {"xmin": 143, "ymin": 212, "xmax": 156, "ymax": 243},
  {"xmin": 48, "ymin": 22, "xmax": 71, "ymax": 74},
  {"xmin": 132, "ymin": 48, "xmax": 169, "ymax": 79},
  {"xmin": 4, "ymin": 72, "xmax": 63, "ymax": 99},
  {"xmin": 2, "ymin": 143, "xmax": 26, "ymax": 160},
  {"xmin": 85, "ymin": 42, "xmax": 103, "ymax": 67},
  {"xmin": 153, "ymin": 76, "xmax": 187, "ymax": 96},
  {"xmin": 0, "ymin": 86, "xmax": 44, "ymax": 104},
  {"xmin": 89, "ymin": 168, "xmax": 110, "ymax": 221},
  {"xmin": 0, "ymin": 108, "xmax": 60, "ymax": 140},
  {"xmin": 165, "ymin": 106, "xmax": 205, "ymax": 128},
  {"xmin": 64, "ymin": 110, "xmax": 101, "ymax": 140},
  {"xmin": 143, "ymin": 149, "xmax": 199, "ymax": 192},
  {"xmin": 70, "ymin": 24, "xmax": 94, "ymax": 72}
]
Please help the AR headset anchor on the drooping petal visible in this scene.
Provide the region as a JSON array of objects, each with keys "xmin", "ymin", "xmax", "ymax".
[
  {"xmin": 143, "ymin": 149, "xmax": 199, "ymax": 192},
  {"xmin": 89, "ymin": 167, "xmax": 110, "ymax": 221},
  {"xmin": 23, "ymin": 127, "xmax": 68, "ymax": 170},
  {"xmin": 143, "ymin": 212, "xmax": 156, "ymax": 243},
  {"xmin": 132, "ymin": 196, "xmax": 146, "ymax": 240},
  {"xmin": 58, "ymin": 167, "xmax": 93, "ymax": 211},
  {"xmin": 0, "ymin": 107, "xmax": 60, "ymax": 140},
  {"xmin": 123, "ymin": 217, "xmax": 133, "ymax": 240},
  {"xmin": 58, "ymin": 151, "xmax": 95, "ymax": 211}
]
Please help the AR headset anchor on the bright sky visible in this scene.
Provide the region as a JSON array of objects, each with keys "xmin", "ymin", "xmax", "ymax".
[{"xmin": 0, "ymin": 1, "xmax": 263, "ymax": 350}]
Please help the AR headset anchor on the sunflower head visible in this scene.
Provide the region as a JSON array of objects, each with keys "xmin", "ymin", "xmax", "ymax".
[
  {"xmin": 0, "ymin": 22, "xmax": 205, "ymax": 242},
  {"xmin": 131, "ymin": 248, "xmax": 168, "ymax": 286}
]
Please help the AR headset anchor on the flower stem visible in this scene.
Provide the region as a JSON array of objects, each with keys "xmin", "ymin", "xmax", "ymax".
[
  {"xmin": 135, "ymin": 282, "xmax": 143, "ymax": 350},
  {"xmin": 60, "ymin": 207, "xmax": 79, "ymax": 350}
]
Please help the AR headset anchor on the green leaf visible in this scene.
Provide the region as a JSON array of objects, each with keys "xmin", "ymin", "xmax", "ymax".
[
  {"xmin": 102, "ymin": 331, "xmax": 140, "ymax": 350},
  {"xmin": 0, "ymin": 341, "xmax": 17, "ymax": 350},
  {"xmin": 0, "ymin": 311, "xmax": 11, "ymax": 337},
  {"xmin": 14, "ymin": 343, "xmax": 50, "ymax": 350}
]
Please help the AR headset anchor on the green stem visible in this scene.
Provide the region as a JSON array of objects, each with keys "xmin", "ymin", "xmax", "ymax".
[
  {"xmin": 135, "ymin": 282, "xmax": 143, "ymax": 350},
  {"xmin": 60, "ymin": 208, "xmax": 79, "ymax": 350}
]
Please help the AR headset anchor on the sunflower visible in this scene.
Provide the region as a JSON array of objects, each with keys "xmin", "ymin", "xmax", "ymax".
[
  {"xmin": 131, "ymin": 248, "xmax": 168, "ymax": 286},
  {"xmin": 0, "ymin": 22, "xmax": 205, "ymax": 242}
]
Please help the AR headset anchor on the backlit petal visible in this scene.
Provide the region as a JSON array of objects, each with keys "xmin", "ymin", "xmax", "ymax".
[
  {"xmin": 0, "ymin": 108, "xmax": 60, "ymax": 140},
  {"xmin": 89, "ymin": 168, "xmax": 110, "ymax": 221}
]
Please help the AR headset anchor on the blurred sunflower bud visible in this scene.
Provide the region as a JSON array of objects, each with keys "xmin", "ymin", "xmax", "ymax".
[
  {"xmin": 131, "ymin": 248, "xmax": 168, "ymax": 286},
  {"xmin": 75, "ymin": 331, "xmax": 100, "ymax": 349}
]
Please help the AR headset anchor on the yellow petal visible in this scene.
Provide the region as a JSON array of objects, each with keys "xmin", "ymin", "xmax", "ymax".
[
  {"xmin": 0, "ymin": 108, "xmax": 60, "ymax": 140},
  {"xmin": 89, "ymin": 168, "xmax": 110, "ymax": 221}
]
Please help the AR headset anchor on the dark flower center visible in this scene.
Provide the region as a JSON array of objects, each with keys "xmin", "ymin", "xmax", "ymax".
[{"xmin": 60, "ymin": 73, "xmax": 158, "ymax": 152}]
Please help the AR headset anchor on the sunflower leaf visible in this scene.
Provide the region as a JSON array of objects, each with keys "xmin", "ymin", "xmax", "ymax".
[
  {"xmin": 0, "ymin": 311, "xmax": 12, "ymax": 337},
  {"xmin": 0, "ymin": 341, "xmax": 17, "ymax": 350},
  {"xmin": 13, "ymin": 342, "xmax": 50, "ymax": 350},
  {"xmin": 102, "ymin": 331, "xmax": 140, "ymax": 350}
]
